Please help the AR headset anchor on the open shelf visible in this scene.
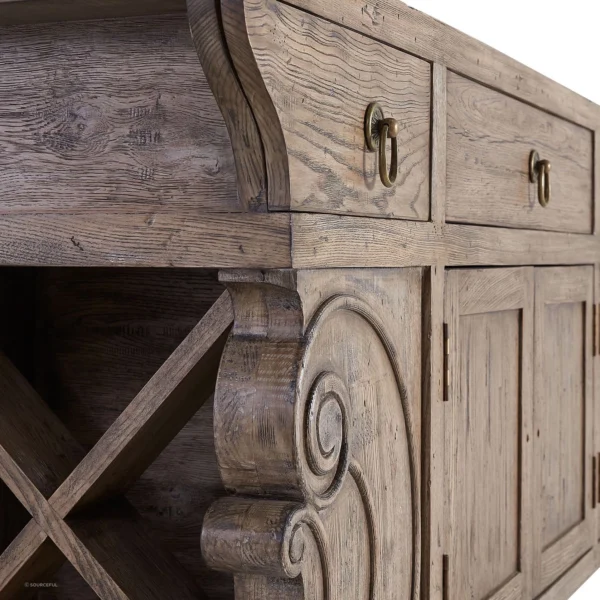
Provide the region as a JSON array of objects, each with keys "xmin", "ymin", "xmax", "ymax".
[{"xmin": 0, "ymin": 268, "xmax": 234, "ymax": 599}]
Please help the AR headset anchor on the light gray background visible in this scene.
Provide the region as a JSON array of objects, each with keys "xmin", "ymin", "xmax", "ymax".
[{"xmin": 405, "ymin": 1, "xmax": 600, "ymax": 597}]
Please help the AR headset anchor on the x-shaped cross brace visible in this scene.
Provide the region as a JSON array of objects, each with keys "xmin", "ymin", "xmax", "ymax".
[{"xmin": 0, "ymin": 293, "xmax": 232, "ymax": 599}]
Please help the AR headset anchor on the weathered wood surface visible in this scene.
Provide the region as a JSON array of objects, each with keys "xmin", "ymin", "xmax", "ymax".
[
  {"xmin": 232, "ymin": 0, "xmax": 431, "ymax": 217},
  {"xmin": 0, "ymin": 212, "xmax": 291, "ymax": 267},
  {"xmin": 0, "ymin": 269, "xmax": 235, "ymax": 599},
  {"xmin": 0, "ymin": 357, "xmax": 205, "ymax": 600},
  {"xmin": 0, "ymin": 0, "xmax": 187, "ymax": 25},
  {"xmin": 202, "ymin": 268, "xmax": 423, "ymax": 600},
  {"xmin": 291, "ymin": 214, "xmax": 600, "ymax": 269},
  {"xmin": 445, "ymin": 268, "xmax": 534, "ymax": 600},
  {"xmin": 421, "ymin": 266, "xmax": 445, "ymax": 600},
  {"xmin": 447, "ymin": 73, "xmax": 593, "ymax": 233},
  {"xmin": 0, "ymin": 15, "xmax": 243, "ymax": 215},
  {"xmin": 533, "ymin": 266, "xmax": 595, "ymax": 595},
  {"xmin": 187, "ymin": 0, "xmax": 266, "ymax": 211},
  {"xmin": 281, "ymin": 0, "xmax": 600, "ymax": 130},
  {"xmin": 430, "ymin": 64, "xmax": 447, "ymax": 225},
  {"xmin": 33, "ymin": 269, "xmax": 234, "ymax": 599}
]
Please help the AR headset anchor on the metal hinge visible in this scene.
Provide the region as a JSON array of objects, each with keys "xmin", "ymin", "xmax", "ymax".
[
  {"xmin": 442, "ymin": 554, "xmax": 449, "ymax": 600},
  {"xmin": 443, "ymin": 323, "xmax": 450, "ymax": 402},
  {"xmin": 597, "ymin": 453, "xmax": 600, "ymax": 508},
  {"xmin": 593, "ymin": 456, "xmax": 597, "ymax": 509},
  {"xmin": 594, "ymin": 305, "xmax": 600, "ymax": 357}
]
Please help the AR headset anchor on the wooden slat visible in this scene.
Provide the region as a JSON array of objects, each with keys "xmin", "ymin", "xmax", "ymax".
[
  {"xmin": 431, "ymin": 63, "xmax": 447, "ymax": 225},
  {"xmin": 0, "ymin": 449, "xmax": 203, "ymax": 599},
  {"xmin": 0, "ymin": 292, "xmax": 232, "ymax": 596},
  {"xmin": 536, "ymin": 549, "xmax": 599, "ymax": 600},
  {"xmin": 292, "ymin": 214, "xmax": 600, "ymax": 268},
  {"xmin": 0, "ymin": 212, "xmax": 291, "ymax": 268},
  {"xmin": 50, "ymin": 291, "xmax": 233, "ymax": 516},
  {"xmin": 0, "ymin": 0, "xmax": 187, "ymax": 25},
  {"xmin": 0, "ymin": 353, "xmax": 85, "ymax": 499},
  {"xmin": 0, "ymin": 520, "xmax": 63, "ymax": 600},
  {"xmin": 65, "ymin": 502, "xmax": 205, "ymax": 600},
  {"xmin": 421, "ymin": 265, "xmax": 445, "ymax": 600}
]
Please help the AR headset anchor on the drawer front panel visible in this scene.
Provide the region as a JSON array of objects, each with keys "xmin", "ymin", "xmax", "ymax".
[
  {"xmin": 447, "ymin": 73, "xmax": 593, "ymax": 233},
  {"xmin": 250, "ymin": 0, "xmax": 431, "ymax": 219}
]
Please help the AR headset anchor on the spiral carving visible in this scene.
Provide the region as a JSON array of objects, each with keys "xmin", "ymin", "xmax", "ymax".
[
  {"xmin": 282, "ymin": 506, "xmax": 331, "ymax": 599},
  {"xmin": 207, "ymin": 273, "xmax": 420, "ymax": 600},
  {"xmin": 302, "ymin": 372, "xmax": 350, "ymax": 509}
]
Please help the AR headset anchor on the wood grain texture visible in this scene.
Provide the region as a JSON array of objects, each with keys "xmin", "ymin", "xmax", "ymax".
[
  {"xmin": 220, "ymin": 0, "xmax": 291, "ymax": 209},
  {"xmin": 421, "ymin": 265, "xmax": 445, "ymax": 600},
  {"xmin": 431, "ymin": 64, "xmax": 447, "ymax": 225},
  {"xmin": 0, "ymin": 212, "xmax": 291, "ymax": 268},
  {"xmin": 291, "ymin": 214, "xmax": 600, "ymax": 269},
  {"xmin": 595, "ymin": 131, "xmax": 599, "ymax": 234},
  {"xmin": 444, "ymin": 267, "xmax": 534, "ymax": 600},
  {"xmin": 280, "ymin": 0, "xmax": 600, "ymax": 130},
  {"xmin": 0, "ymin": 352, "xmax": 85, "ymax": 499},
  {"xmin": 0, "ymin": 270, "xmax": 236, "ymax": 599},
  {"xmin": 0, "ymin": 15, "xmax": 241, "ymax": 215},
  {"xmin": 447, "ymin": 73, "xmax": 594, "ymax": 233},
  {"xmin": 0, "ymin": 0, "xmax": 186, "ymax": 25},
  {"xmin": 536, "ymin": 549, "xmax": 600, "ymax": 600},
  {"xmin": 239, "ymin": 0, "xmax": 431, "ymax": 218},
  {"xmin": 30, "ymin": 268, "xmax": 233, "ymax": 600},
  {"xmin": 50, "ymin": 291, "xmax": 232, "ymax": 516},
  {"xmin": 596, "ymin": 264, "xmax": 600, "ymax": 544},
  {"xmin": 0, "ymin": 521, "xmax": 62, "ymax": 600},
  {"xmin": 187, "ymin": 0, "xmax": 267, "ymax": 211},
  {"xmin": 202, "ymin": 268, "xmax": 423, "ymax": 600},
  {"xmin": 0, "ymin": 391, "xmax": 205, "ymax": 600},
  {"xmin": 533, "ymin": 266, "xmax": 595, "ymax": 595}
]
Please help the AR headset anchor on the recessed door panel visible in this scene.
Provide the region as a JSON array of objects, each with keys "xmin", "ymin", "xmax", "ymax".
[{"xmin": 445, "ymin": 268, "xmax": 534, "ymax": 600}]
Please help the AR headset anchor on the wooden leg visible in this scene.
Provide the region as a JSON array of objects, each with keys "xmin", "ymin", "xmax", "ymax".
[{"xmin": 202, "ymin": 268, "xmax": 423, "ymax": 600}]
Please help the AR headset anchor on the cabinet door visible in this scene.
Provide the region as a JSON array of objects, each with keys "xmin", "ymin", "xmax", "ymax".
[
  {"xmin": 445, "ymin": 268, "xmax": 534, "ymax": 600},
  {"xmin": 533, "ymin": 266, "xmax": 595, "ymax": 595},
  {"xmin": 596, "ymin": 264, "xmax": 600, "ymax": 544}
]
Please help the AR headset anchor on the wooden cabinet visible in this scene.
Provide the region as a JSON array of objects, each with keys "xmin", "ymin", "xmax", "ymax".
[
  {"xmin": 444, "ymin": 268, "xmax": 534, "ymax": 600},
  {"xmin": 0, "ymin": 1, "xmax": 599, "ymax": 600},
  {"xmin": 444, "ymin": 266, "xmax": 597, "ymax": 600}
]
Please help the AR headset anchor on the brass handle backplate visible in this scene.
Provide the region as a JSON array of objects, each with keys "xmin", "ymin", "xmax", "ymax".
[
  {"xmin": 529, "ymin": 150, "xmax": 552, "ymax": 207},
  {"xmin": 365, "ymin": 102, "xmax": 399, "ymax": 188}
]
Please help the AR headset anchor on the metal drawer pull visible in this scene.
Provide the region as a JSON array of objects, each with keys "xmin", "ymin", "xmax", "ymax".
[
  {"xmin": 365, "ymin": 102, "xmax": 399, "ymax": 188},
  {"xmin": 529, "ymin": 150, "xmax": 552, "ymax": 207}
]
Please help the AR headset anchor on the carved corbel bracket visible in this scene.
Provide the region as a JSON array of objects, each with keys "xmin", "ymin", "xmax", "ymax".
[{"xmin": 202, "ymin": 269, "xmax": 421, "ymax": 600}]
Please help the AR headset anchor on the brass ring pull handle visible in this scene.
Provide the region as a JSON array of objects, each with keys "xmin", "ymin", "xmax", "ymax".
[
  {"xmin": 529, "ymin": 150, "xmax": 552, "ymax": 207},
  {"xmin": 365, "ymin": 102, "xmax": 399, "ymax": 188}
]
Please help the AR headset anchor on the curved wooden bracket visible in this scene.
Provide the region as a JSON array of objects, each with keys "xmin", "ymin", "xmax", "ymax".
[
  {"xmin": 202, "ymin": 269, "xmax": 422, "ymax": 599},
  {"xmin": 187, "ymin": 0, "xmax": 269, "ymax": 211}
]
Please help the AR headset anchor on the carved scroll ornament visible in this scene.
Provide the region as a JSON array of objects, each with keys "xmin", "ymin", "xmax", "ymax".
[{"xmin": 201, "ymin": 270, "xmax": 420, "ymax": 600}]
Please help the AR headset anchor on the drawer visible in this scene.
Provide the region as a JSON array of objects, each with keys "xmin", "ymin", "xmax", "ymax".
[
  {"xmin": 447, "ymin": 73, "xmax": 593, "ymax": 233},
  {"xmin": 250, "ymin": 0, "xmax": 431, "ymax": 220}
]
